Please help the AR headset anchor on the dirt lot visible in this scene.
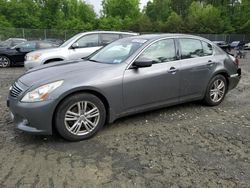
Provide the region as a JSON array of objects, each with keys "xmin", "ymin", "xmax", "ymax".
[{"xmin": 0, "ymin": 54, "xmax": 250, "ymax": 188}]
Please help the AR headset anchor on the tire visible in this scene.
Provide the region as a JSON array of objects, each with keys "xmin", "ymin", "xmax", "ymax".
[
  {"xmin": 0, "ymin": 56, "xmax": 11, "ymax": 68},
  {"xmin": 204, "ymin": 75, "xmax": 228, "ymax": 106},
  {"xmin": 55, "ymin": 93, "xmax": 106, "ymax": 141}
]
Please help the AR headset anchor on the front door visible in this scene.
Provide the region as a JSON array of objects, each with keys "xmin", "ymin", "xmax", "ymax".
[{"xmin": 123, "ymin": 39, "xmax": 180, "ymax": 110}]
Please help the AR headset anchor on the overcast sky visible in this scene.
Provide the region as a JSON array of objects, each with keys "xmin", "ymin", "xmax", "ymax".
[{"xmin": 85, "ymin": 0, "xmax": 150, "ymax": 15}]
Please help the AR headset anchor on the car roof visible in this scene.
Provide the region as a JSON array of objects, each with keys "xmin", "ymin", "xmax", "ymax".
[
  {"xmin": 22, "ymin": 40, "xmax": 54, "ymax": 43},
  {"xmin": 124, "ymin": 33, "xmax": 212, "ymax": 42},
  {"xmin": 8, "ymin": 38, "xmax": 27, "ymax": 41},
  {"xmin": 78, "ymin": 30, "xmax": 139, "ymax": 35},
  {"xmin": 213, "ymin": 41, "xmax": 226, "ymax": 43}
]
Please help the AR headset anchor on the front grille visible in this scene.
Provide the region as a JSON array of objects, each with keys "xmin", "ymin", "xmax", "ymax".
[{"xmin": 10, "ymin": 82, "xmax": 23, "ymax": 98}]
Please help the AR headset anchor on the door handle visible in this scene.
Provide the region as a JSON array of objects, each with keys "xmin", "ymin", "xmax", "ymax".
[{"xmin": 168, "ymin": 67, "xmax": 178, "ymax": 74}]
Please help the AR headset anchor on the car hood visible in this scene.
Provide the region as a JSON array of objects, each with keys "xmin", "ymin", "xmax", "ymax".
[
  {"xmin": 19, "ymin": 60, "xmax": 114, "ymax": 87},
  {"xmin": 27, "ymin": 47, "xmax": 61, "ymax": 55}
]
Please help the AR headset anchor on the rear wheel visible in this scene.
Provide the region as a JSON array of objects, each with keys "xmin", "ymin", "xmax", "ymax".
[
  {"xmin": 204, "ymin": 75, "xmax": 227, "ymax": 106},
  {"xmin": 55, "ymin": 93, "xmax": 106, "ymax": 141},
  {"xmin": 0, "ymin": 56, "xmax": 11, "ymax": 68}
]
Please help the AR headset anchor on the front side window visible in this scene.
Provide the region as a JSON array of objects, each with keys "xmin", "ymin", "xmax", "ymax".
[
  {"xmin": 76, "ymin": 34, "xmax": 99, "ymax": 48},
  {"xmin": 179, "ymin": 39, "xmax": 203, "ymax": 59},
  {"xmin": 202, "ymin": 41, "xmax": 213, "ymax": 56},
  {"xmin": 100, "ymin": 34, "xmax": 119, "ymax": 46},
  {"xmin": 138, "ymin": 39, "xmax": 177, "ymax": 63}
]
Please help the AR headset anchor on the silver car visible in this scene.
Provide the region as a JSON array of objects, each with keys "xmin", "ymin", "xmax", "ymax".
[
  {"xmin": 8, "ymin": 34, "xmax": 241, "ymax": 141},
  {"xmin": 24, "ymin": 31, "xmax": 138, "ymax": 70}
]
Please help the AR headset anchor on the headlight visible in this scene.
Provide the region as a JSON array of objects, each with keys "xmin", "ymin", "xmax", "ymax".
[
  {"xmin": 21, "ymin": 80, "xmax": 63, "ymax": 102},
  {"xmin": 26, "ymin": 53, "xmax": 42, "ymax": 61}
]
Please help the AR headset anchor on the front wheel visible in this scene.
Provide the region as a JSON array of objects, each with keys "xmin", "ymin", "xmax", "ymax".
[
  {"xmin": 204, "ymin": 75, "xmax": 227, "ymax": 106},
  {"xmin": 0, "ymin": 56, "xmax": 11, "ymax": 68},
  {"xmin": 55, "ymin": 93, "xmax": 106, "ymax": 141}
]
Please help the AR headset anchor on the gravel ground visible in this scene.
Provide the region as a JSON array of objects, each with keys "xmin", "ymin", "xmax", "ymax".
[{"xmin": 0, "ymin": 54, "xmax": 250, "ymax": 188}]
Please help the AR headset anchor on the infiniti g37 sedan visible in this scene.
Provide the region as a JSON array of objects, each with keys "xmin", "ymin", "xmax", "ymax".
[{"xmin": 7, "ymin": 34, "xmax": 241, "ymax": 141}]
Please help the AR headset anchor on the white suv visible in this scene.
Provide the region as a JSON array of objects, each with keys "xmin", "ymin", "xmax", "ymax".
[{"xmin": 25, "ymin": 31, "xmax": 138, "ymax": 70}]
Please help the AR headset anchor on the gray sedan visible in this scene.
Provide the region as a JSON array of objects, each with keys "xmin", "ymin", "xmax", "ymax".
[{"xmin": 7, "ymin": 34, "xmax": 241, "ymax": 141}]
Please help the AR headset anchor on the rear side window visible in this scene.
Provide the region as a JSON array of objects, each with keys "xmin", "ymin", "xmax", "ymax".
[
  {"xmin": 139, "ymin": 39, "xmax": 177, "ymax": 63},
  {"xmin": 100, "ymin": 34, "xmax": 120, "ymax": 46},
  {"xmin": 202, "ymin": 41, "xmax": 213, "ymax": 56},
  {"xmin": 179, "ymin": 38, "xmax": 203, "ymax": 59}
]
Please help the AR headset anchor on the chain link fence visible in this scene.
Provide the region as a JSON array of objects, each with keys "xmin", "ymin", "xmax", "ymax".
[
  {"xmin": 0, "ymin": 28, "xmax": 250, "ymax": 43},
  {"xmin": 0, "ymin": 28, "xmax": 83, "ymax": 41},
  {"xmin": 196, "ymin": 33, "xmax": 250, "ymax": 43}
]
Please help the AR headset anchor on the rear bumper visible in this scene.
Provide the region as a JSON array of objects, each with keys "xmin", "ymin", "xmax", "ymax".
[{"xmin": 228, "ymin": 68, "xmax": 241, "ymax": 90}]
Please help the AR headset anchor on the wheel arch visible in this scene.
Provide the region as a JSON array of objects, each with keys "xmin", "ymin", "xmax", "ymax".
[
  {"xmin": 52, "ymin": 88, "xmax": 111, "ymax": 134},
  {"xmin": 212, "ymin": 70, "xmax": 230, "ymax": 86},
  {"xmin": 43, "ymin": 58, "xmax": 64, "ymax": 64}
]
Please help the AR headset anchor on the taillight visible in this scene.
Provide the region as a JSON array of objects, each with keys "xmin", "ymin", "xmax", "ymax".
[{"xmin": 234, "ymin": 57, "xmax": 239, "ymax": 66}]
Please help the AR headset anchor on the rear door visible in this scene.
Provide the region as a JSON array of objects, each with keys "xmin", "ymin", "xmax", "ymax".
[
  {"xmin": 68, "ymin": 34, "xmax": 101, "ymax": 59},
  {"xmin": 178, "ymin": 38, "xmax": 215, "ymax": 101},
  {"xmin": 123, "ymin": 38, "xmax": 180, "ymax": 110}
]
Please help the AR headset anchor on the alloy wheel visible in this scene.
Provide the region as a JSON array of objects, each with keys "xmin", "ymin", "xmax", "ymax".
[
  {"xmin": 210, "ymin": 79, "xmax": 226, "ymax": 103},
  {"xmin": 64, "ymin": 101, "xmax": 100, "ymax": 136},
  {"xmin": 0, "ymin": 56, "xmax": 10, "ymax": 67}
]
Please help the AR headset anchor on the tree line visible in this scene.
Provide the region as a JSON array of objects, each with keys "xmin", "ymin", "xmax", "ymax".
[{"xmin": 0, "ymin": 0, "xmax": 249, "ymax": 34}]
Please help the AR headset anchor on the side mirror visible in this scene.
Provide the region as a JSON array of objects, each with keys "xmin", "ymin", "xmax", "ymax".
[
  {"xmin": 133, "ymin": 58, "xmax": 153, "ymax": 68},
  {"xmin": 71, "ymin": 43, "xmax": 79, "ymax": 49}
]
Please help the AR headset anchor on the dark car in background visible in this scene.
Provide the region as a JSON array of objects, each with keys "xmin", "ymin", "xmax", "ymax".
[
  {"xmin": 0, "ymin": 40, "xmax": 58, "ymax": 67},
  {"xmin": 213, "ymin": 41, "xmax": 231, "ymax": 52},
  {"xmin": 7, "ymin": 34, "xmax": 241, "ymax": 141},
  {"xmin": 0, "ymin": 38, "xmax": 27, "ymax": 48}
]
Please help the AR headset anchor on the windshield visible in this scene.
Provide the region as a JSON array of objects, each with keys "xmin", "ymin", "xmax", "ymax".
[
  {"xmin": 60, "ymin": 33, "xmax": 82, "ymax": 47},
  {"xmin": 88, "ymin": 38, "xmax": 147, "ymax": 64}
]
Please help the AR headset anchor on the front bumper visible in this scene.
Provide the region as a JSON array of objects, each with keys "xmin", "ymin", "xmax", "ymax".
[
  {"xmin": 7, "ymin": 97, "xmax": 56, "ymax": 135},
  {"xmin": 228, "ymin": 68, "xmax": 241, "ymax": 90}
]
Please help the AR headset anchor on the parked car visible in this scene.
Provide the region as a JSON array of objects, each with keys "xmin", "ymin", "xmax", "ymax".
[
  {"xmin": 7, "ymin": 34, "xmax": 241, "ymax": 141},
  {"xmin": 244, "ymin": 42, "xmax": 250, "ymax": 50},
  {"xmin": 230, "ymin": 41, "xmax": 245, "ymax": 49},
  {"xmin": 24, "ymin": 31, "xmax": 138, "ymax": 70},
  {"xmin": 0, "ymin": 40, "xmax": 58, "ymax": 67},
  {"xmin": 213, "ymin": 41, "xmax": 231, "ymax": 52},
  {"xmin": 0, "ymin": 38, "xmax": 27, "ymax": 48}
]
